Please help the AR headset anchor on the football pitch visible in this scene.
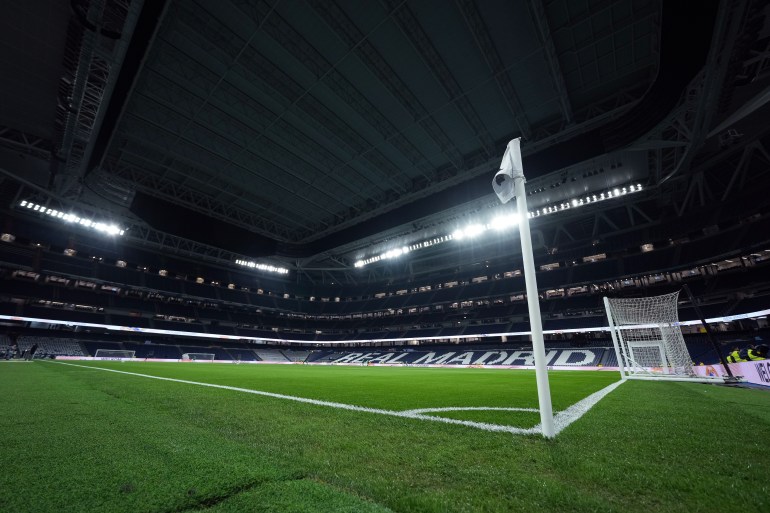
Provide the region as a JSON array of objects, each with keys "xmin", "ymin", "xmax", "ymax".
[{"xmin": 1, "ymin": 361, "xmax": 767, "ymax": 512}]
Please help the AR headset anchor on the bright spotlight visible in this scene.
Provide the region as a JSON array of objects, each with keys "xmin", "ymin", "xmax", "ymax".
[
  {"xmin": 464, "ymin": 224, "xmax": 485, "ymax": 238},
  {"xmin": 492, "ymin": 214, "xmax": 519, "ymax": 230}
]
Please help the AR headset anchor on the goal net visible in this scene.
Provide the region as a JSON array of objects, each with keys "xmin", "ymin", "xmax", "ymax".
[
  {"xmin": 603, "ymin": 291, "xmax": 703, "ymax": 381},
  {"xmin": 181, "ymin": 353, "xmax": 215, "ymax": 362},
  {"xmin": 93, "ymin": 349, "xmax": 135, "ymax": 360}
]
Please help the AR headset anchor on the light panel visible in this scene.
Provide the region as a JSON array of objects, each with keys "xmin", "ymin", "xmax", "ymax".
[
  {"xmin": 234, "ymin": 259, "xmax": 290, "ymax": 275},
  {"xmin": 354, "ymin": 182, "xmax": 644, "ymax": 268},
  {"xmin": 18, "ymin": 200, "xmax": 125, "ymax": 236}
]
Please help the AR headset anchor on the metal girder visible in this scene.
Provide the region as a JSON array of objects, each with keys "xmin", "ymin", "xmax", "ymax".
[
  {"xmin": 525, "ymin": 0, "xmax": 573, "ymax": 125},
  {"xmin": 127, "ymin": 90, "xmax": 345, "ymax": 221},
  {"xmin": 550, "ymin": 225, "xmax": 576, "ymax": 247},
  {"xmin": 225, "ymin": 0, "xmax": 435, "ymax": 182},
  {"xmin": 721, "ymin": 140, "xmax": 770, "ymax": 201},
  {"xmin": 165, "ymin": 4, "xmax": 423, "ymax": 224},
  {"xmin": 215, "ymin": 40, "xmax": 410, "ymax": 195},
  {"xmin": 707, "ymin": 83, "xmax": 770, "ymax": 139},
  {"xmin": 652, "ymin": 0, "xmax": 749, "ymax": 187},
  {"xmin": 385, "ymin": 0, "xmax": 498, "ymax": 154},
  {"xmin": 126, "ymin": 223, "xmax": 254, "ymax": 266},
  {"xmin": 103, "ymin": 159, "xmax": 296, "ymax": 241},
  {"xmin": 142, "ymin": 60, "xmax": 370, "ymax": 206},
  {"xmin": 52, "ymin": 0, "xmax": 145, "ymax": 200},
  {"xmin": 0, "ymin": 126, "xmax": 53, "ymax": 160},
  {"xmin": 113, "ymin": 131, "xmax": 322, "ymax": 235},
  {"xmin": 308, "ymin": 0, "xmax": 465, "ymax": 171},
  {"xmin": 454, "ymin": 0, "xmax": 532, "ymax": 139},
  {"xmin": 675, "ymin": 171, "xmax": 709, "ymax": 217},
  {"xmin": 529, "ymin": 84, "xmax": 643, "ymax": 146},
  {"xmin": 145, "ymin": 0, "xmax": 280, "ymax": 196},
  {"xmin": 4, "ymin": 172, "xmax": 292, "ymax": 272},
  {"xmin": 590, "ymin": 213, "xmax": 618, "ymax": 238},
  {"xmin": 741, "ymin": 37, "xmax": 770, "ymax": 82},
  {"xmin": 117, "ymin": 106, "xmax": 340, "ymax": 228},
  {"xmin": 626, "ymin": 204, "xmax": 653, "ymax": 226},
  {"xmin": 130, "ymin": 91, "xmax": 360, "ymax": 225}
]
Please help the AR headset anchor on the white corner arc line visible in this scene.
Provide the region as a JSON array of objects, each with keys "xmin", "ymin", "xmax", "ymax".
[{"xmin": 51, "ymin": 362, "xmax": 621, "ymax": 436}]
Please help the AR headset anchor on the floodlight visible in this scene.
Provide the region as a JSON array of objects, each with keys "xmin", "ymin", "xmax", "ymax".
[
  {"xmin": 20, "ymin": 200, "xmax": 27, "ymax": 207},
  {"xmin": 464, "ymin": 224, "xmax": 485, "ymax": 238},
  {"xmin": 492, "ymin": 214, "xmax": 519, "ymax": 230}
]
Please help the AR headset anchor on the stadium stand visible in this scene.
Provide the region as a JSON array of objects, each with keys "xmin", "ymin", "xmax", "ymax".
[
  {"xmin": 281, "ymin": 350, "xmax": 312, "ymax": 362},
  {"xmin": 17, "ymin": 337, "xmax": 85, "ymax": 357},
  {"xmin": 253, "ymin": 349, "xmax": 291, "ymax": 363}
]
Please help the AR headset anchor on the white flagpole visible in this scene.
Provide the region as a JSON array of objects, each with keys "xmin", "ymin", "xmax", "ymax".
[{"xmin": 493, "ymin": 138, "xmax": 555, "ymax": 438}]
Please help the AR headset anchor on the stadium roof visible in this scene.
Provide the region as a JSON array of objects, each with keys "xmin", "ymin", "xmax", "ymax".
[{"xmin": 1, "ymin": 0, "xmax": 768, "ymax": 283}]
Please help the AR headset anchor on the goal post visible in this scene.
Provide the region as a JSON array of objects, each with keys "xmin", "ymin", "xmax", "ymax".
[
  {"xmin": 93, "ymin": 349, "xmax": 135, "ymax": 360},
  {"xmin": 604, "ymin": 291, "xmax": 723, "ymax": 382},
  {"xmin": 181, "ymin": 353, "xmax": 215, "ymax": 362}
]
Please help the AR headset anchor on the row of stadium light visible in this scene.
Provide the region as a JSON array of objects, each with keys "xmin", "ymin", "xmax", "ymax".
[
  {"xmin": 19, "ymin": 200, "xmax": 125, "ymax": 236},
  {"xmin": 529, "ymin": 183, "xmax": 643, "ymax": 218},
  {"xmin": 354, "ymin": 183, "xmax": 643, "ymax": 268},
  {"xmin": 234, "ymin": 259, "xmax": 290, "ymax": 275},
  {"xmin": 354, "ymin": 213, "xmax": 520, "ymax": 267}
]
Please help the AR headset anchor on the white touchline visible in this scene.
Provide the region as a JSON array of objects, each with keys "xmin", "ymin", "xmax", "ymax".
[{"xmin": 51, "ymin": 361, "xmax": 623, "ymax": 436}]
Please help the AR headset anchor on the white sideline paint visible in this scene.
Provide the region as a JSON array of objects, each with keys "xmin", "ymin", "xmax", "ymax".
[{"xmin": 52, "ymin": 361, "xmax": 623, "ymax": 436}]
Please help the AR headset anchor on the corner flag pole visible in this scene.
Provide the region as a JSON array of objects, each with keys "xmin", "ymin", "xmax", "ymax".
[{"xmin": 493, "ymin": 138, "xmax": 555, "ymax": 438}]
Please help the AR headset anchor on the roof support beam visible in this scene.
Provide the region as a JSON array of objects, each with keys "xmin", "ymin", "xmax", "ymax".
[
  {"xmin": 4, "ymin": 169, "xmax": 290, "ymax": 271},
  {"xmin": 309, "ymin": 0, "xmax": 465, "ymax": 171},
  {"xmin": 53, "ymin": 0, "xmax": 149, "ymax": 200},
  {"xmin": 384, "ymin": 0, "xmax": 500, "ymax": 153},
  {"xmin": 226, "ymin": 0, "xmax": 433, "ymax": 186},
  {"xmin": 454, "ymin": 0, "xmax": 532, "ymax": 139},
  {"xmin": 526, "ymin": 0, "xmax": 573, "ymax": 125},
  {"xmin": 104, "ymin": 158, "xmax": 295, "ymax": 241}
]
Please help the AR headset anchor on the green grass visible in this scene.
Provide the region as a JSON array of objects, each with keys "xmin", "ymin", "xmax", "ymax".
[{"xmin": 1, "ymin": 361, "xmax": 768, "ymax": 512}]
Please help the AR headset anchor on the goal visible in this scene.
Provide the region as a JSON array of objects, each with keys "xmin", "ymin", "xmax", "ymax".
[
  {"xmin": 181, "ymin": 353, "xmax": 215, "ymax": 362},
  {"xmin": 93, "ymin": 349, "xmax": 135, "ymax": 360},
  {"xmin": 603, "ymin": 291, "xmax": 719, "ymax": 382}
]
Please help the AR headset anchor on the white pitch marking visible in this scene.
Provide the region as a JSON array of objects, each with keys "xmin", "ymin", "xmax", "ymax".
[
  {"xmin": 51, "ymin": 361, "xmax": 621, "ymax": 436},
  {"xmin": 404, "ymin": 406, "xmax": 539, "ymax": 415},
  {"xmin": 550, "ymin": 379, "xmax": 625, "ymax": 434}
]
